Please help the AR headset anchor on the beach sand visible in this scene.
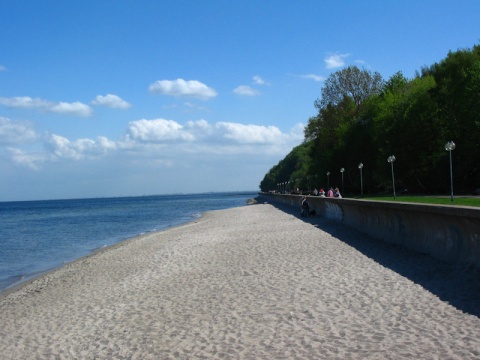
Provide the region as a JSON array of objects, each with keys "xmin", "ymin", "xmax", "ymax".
[{"xmin": 0, "ymin": 204, "xmax": 479, "ymax": 359}]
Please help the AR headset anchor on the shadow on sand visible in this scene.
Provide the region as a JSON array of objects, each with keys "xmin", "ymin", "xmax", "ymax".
[{"xmin": 267, "ymin": 201, "xmax": 480, "ymax": 318}]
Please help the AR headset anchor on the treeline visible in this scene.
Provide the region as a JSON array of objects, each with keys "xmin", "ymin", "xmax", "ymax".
[{"xmin": 260, "ymin": 44, "xmax": 480, "ymax": 195}]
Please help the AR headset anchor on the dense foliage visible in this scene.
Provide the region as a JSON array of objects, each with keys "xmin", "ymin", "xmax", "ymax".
[{"xmin": 260, "ymin": 44, "xmax": 480, "ymax": 195}]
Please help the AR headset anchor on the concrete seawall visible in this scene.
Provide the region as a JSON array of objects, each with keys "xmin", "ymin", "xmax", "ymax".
[{"xmin": 258, "ymin": 193, "xmax": 480, "ymax": 269}]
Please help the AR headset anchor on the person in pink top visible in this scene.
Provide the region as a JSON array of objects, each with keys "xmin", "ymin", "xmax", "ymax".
[{"xmin": 327, "ymin": 187, "xmax": 334, "ymax": 197}]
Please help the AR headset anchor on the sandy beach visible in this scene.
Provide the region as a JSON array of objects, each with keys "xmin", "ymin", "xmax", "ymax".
[{"xmin": 0, "ymin": 203, "xmax": 479, "ymax": 359}]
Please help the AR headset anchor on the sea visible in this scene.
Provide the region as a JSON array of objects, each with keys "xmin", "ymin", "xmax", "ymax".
[{"xmin": 0, "ymin": 191, "xmax": 258, "ymax": 293}]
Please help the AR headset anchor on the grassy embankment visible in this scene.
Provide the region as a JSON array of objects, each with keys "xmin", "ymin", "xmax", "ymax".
[{"xmin": 361, "ymin": 196, "xmax": 480, "ymax": 207}]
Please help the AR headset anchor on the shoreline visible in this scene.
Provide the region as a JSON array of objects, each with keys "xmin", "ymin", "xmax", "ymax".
[
  {"xmin": 0, "ymin": 210, "xmax": 206, "ymax": 300},
  {"xmin": 1, "ymin": 204, "xmax": 479, "ymax": 359},
  {"xmin": 0, "ymin": 209, "xmax": 207, "ymax": 297}
]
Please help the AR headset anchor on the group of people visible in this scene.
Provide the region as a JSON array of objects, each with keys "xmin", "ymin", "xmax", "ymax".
[
  {"xmin": 313, "ymin": 187, "xmax": 342, "ymax": 198},
  {"xmin": 300, "ymin": 187, "xmax": 342, "ymax": 217}
]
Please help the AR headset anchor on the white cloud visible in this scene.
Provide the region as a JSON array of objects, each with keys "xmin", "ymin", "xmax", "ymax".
[
  {"xmin": 92, "ymin": 94, "xmax": 131, "ymax": 109},
  {"xmin": 7, "ymin": 147, "xmax": 48, "ymax": 170},
  {"xmin": 253, "ymin": 75, "xmax": 268, "ymax": 85},
  {"xmin": 97, "ymin": 136, "xmax": 117, "ymax": 150},
  {"xmin": 0, "ymin": 96, "xmax": 50, "ymax": 109},
  {"xmin": 0, "ymin": 96, "xmax": 93, "ymax": 117},
  {"xmin": 126, "ymin": 118, "xmax": 195, "ymax": 142},
  {"xmin": 149, "ymin": 78, "xmax": 217, "ymax": 99},
  {"xmin": 0, "ymin": 65, "xmax": 7, "ymax": 72},
  {"xmin": 300, "ymin": 74, "xmax": 326, "ymax": 82},
  {"xmin": 186, "ymin": 119, "xmax": 212, "ymax": 132},
  {"xmin": 0, "ymin": 117, "xmax": 37, "ymax": 144},
  {"xmin": 45, "ymin": 133, "xmax": 117, "ymax": 160},
  {"xmin": 233, "ymin": 85, "xmax": 260, "ymax": 96},
  {"xmin": 48, "ymin": 102, "xmax": 93, "ymax": 117},
  {"xmin": 324, "ymin": 53, "xmax": 350, "ymax": 69},
  {"xmin": 0, "ymin": 116, "xmax": 307, "ymax": 200},
  {"xmin": 215, "ymin": 122, "xmax": 283, "ymax": 144}
]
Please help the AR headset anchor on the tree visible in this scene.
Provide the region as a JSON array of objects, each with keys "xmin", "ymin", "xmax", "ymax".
[
  {"xmin": 429, "ymin": 44, "xmax": 480, "ymax": 190},
  {"xmin": 371, "ymin": 74, "xmax": 445, "ymax": 192},
  {"xmin": 260, "ymin": 44, "xmax": 480, "ymax": 195},
  {"xmin": 259, "ymin": 142, "xmax": 312, "ymax": 192},
  {"xmin": 314, "ymin": 65, "xmax": 384, "ymax": 117}
]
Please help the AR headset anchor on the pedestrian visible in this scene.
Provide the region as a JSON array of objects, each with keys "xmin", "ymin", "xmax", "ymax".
[
  {"xmin": 300, "ymin": 196, "xmax": 310, "ymax": 217},
  {"xmin": 327, "ymin": 187, "xmax": 334, "ymax": 197},
  {"xmin": 334, "ymin": 187, "xmax": 342, "ymax": 198}
]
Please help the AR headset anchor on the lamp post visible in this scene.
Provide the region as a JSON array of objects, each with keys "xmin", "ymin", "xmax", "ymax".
[
  {"xmin": 326, "ymin": 171, "xmax": 330, "ymax": 190},
  {"xmin": 340, "ymin": 168, "xmax": 345, "ymax": 196},
  {"xmin": 445, "ymin": 141, "xmax": 456, "ymax": 202},
  {"xmin": 358, "ymin": 163, "xmax": 363, "ymax": 196},
  {"xmin": 387, "ymin": 155, "xmax": 396, "ymax": 199}
]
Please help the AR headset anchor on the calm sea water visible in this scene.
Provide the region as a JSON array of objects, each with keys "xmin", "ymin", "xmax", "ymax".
[{"xmin": 0, "ymin": 191, "xmax": 257, "ymax": 293}]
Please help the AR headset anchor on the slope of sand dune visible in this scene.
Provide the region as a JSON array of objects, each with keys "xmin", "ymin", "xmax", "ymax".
[{"xmin": 0, "ymin": 204, "xmax": 479, "ymax": 359}]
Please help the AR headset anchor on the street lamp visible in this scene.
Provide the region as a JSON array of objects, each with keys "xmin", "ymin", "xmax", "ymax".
[
  {"xmin": 340, "ymin": 168, "xmax": 345, "ymax": 195},
  {"xmin": 358, "ymin": 163, "xmax": 364, "ymax": 196},
  {"xmin": 445, "ymin": 141, "xmax": 456, "ymax": 202},
  {"xmin": 387, "ymin": 155, "xmax": 396, "ymax": 199},
  {"xmin": 326, "ymin": 171, "xmax": 330, "ymax": 190}
]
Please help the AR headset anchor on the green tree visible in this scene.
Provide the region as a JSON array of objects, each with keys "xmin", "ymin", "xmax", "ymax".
[
  {"xmin": 314, "ymin": 65, "xmax": 384, "ymax": 117},
  {"xmin": 260, "ymin": 43, "xmax": 480, "ymax": 195},
  {"xmin": 259, "ymin": 142, "xmax": 312, "ymax": 192},
  {"xmin": 371, "ymin": 74, "xmax": 445, "ymax": 192},
  {"xmin": 307, "ymin": 66, "xmax": 384, "ymax": 192},
  {"xmin": 429, "ymin": 45, "xmax": 480, "ymax": 190}
]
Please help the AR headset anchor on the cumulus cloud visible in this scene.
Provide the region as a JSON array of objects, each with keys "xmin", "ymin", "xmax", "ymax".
[
  {"xmin": 253, "ymin": 75, "xmax": 268, "ymax": 85},
  {"xmin": 0, "ymin": 96, "xmax": 93, "ymax": 117},
  {"xmin": 0, "ymin": 96, "xmax": 50, "ymax": 109},
  {"xmin": 300, "ymin": 74, "xmax": 326, "ymax": 82},
  {"xmin": 126, "ymin": 118, "xmax": 195, "ymax": 142},
  {"xmin": 48, "ymin": 102, "xmax": 93, "ymax": 117},
  {"xmin": 45, "ymin": 134, "xmax": 117, "ymax": 160},
  {"xmin": 92, "ymin": 94, "xmax": 131, "ymax": 109},
  {"xmin": 324, "ymin": 53, "xmax": 350, "ymax": 69},
  {"xmin": 215, "ymin": 122, "xmax": 282, "ymax": 144},
  {"xmin": 5, "ymin": 117, "xmax": 304, "ymax": 172},
  {"xmin": 186, "ymin": 119, "xmax": 212, "ymax": 132},
  {"xmin": 7, "ymin": 147, "xmax": 48, "ymax": 170},
  {"xmin": 149, "ymin": 79, "xmax": 217, "ymax": 99},
  {"xmin": 233, "ymin": 86, "xmax": 260, "ymax": 96},
  {"xmin": 0, "ymin": 116, "xmax": 37, "ymax": 144}
]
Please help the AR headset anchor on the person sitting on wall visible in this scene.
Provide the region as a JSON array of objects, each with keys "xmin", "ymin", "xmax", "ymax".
[
  {"xmin": 334, "ymin": 187, "xmax": 342, "ymax": 198},
  {"xmin": 300, "ymin": 196, "xmax": 310, "ymax": 217}
]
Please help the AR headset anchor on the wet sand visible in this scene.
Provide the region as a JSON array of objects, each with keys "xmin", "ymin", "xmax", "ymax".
[{"xmin": 0, "ymin": 204, "xmax": 479, "ymax": 359}]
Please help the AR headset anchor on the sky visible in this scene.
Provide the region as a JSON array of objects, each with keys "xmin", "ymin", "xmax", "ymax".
[{"xmin": 1, "ymin": 1, "xmax": 479, "ymax": 201}]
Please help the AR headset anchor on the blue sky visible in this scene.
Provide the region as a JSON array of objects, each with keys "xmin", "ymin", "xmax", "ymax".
[{"xmin": 1, "ymin": 0, "xmax": 479, "ymax": 201}]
